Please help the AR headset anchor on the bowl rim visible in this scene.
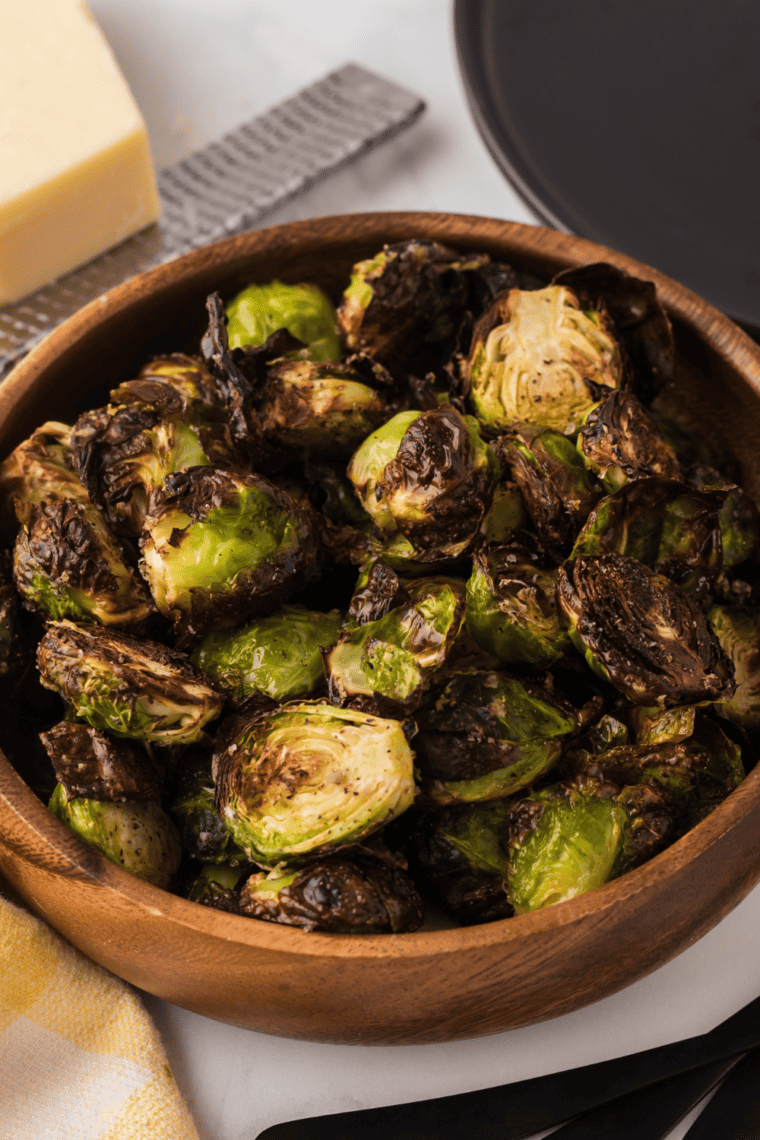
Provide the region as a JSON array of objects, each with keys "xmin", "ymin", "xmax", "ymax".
[{"xmin": 2, "ymin": 210, "xmax": 760, "ymax": 961}]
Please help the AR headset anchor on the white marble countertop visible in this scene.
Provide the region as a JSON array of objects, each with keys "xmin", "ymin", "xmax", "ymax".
[{"xmin": 78, "ymin": 2, "xmax": 760, "ymax": 1138}]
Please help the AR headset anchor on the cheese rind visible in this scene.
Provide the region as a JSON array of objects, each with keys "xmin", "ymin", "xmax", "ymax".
[{"xmin": 0, "ymin": 0, "xmax": 161, "ymax": 304}]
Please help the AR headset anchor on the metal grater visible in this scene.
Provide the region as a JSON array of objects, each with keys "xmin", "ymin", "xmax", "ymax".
[{"xmin": 0, "ymin": 63, "xmax": 424, "ymax": 379}]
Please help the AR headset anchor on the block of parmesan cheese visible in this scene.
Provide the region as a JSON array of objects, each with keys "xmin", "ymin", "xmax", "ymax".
[{"xmin": 0, "ymin": 0, "xmax": 161, "ymax": 305}]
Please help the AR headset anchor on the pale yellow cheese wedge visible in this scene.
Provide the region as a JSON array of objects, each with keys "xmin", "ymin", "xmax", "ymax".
[{"xmin": 0, "ymin": 0, "xmax": 161, "ymax": 304}]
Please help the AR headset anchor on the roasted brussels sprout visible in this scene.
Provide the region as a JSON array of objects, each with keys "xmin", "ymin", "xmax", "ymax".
[
  {"xmin": 39, "ymin": 721, "xmax": 161, "ymax": 803},
  {"xmin": 239, "ymin": 853, "xmax": 424, "ymax": 933},
  {"xmin": 225, "ymin": 280, "xmax": 341, "ymax": 362},
  {"xmin": 167, "ymin": 747, "xmax": 248, "ymax": 864},
  {"xmin": 0, "ymin": 421, "xmax": 80, "ymax": 531},
  {"xmin": 557, "ymin": 554, "xmax": 735, "ymax": 706},
  {"xmin": 495, "ymin": 423, "xmax": 599, "ymax": 552},
  {"xmin": 627, "ymin": 704, "xmax": 696, "ymax": 746},
  {"xmin": 573, "ymin": 711, "xmax": 629, "ymax": 754},
  {"xmin": 48, "ymin": 782, "xmax": 181, "ymax": 889},
  {"xmin": 256, "ymin": 359, "xmax": 388, "ymax": 458},
  {"xmin": 407, "ymin": 802, "xmax": 513, "ymax": 925},
  {"xmin": 186, "ymin": 863, "xmax": 246, "ymax": 911},
  {"xmin": 685, "ymin": 717, "xmax": 745, "ymax": 824},
  {"xmin": 577, "ymin": 391, "xmax": 680, "ymax": 492},
  {"xmin": 192, "ymin": 605, "xmax": 341, "ymax": 706},
  {"xmin": 344, "ymin": 558, "xmax": 409, "ymax": 628},
  {"xmin": 415, "ymin": 671, "xmax": 577, "ymax": 804},
  {"xmin": 336, "ymin": 239, "xmax": 468, "ymax": 373},
  {"xmin": 552, "ymin": 262, "xmax": 675, "ymax": 403},
  {"xmin": 466, "ymin": 540, "xmax": 571, "ymax": 668},
  {"xmin": 572, "ymin": 478, "xmax": 726, "ymax": 599},
  {"xmin": 71, "ymin": 395, "xmax": 238, "ymax": 539},
  {"xmin": 480, "ymin": 479, "xmax": 527, "ymax": 544},
  {"xmin": 687, "ymin": 464, "xmax": 760, "ymax": 572},
  {"xmin": 347, "ymin": 405, "xmax": 498, "ymax": 560},
  {"xmin": 465, "ymin": 286, "xmax": 622, "ymax": 435},
  {"xmin": 199, "ymin": 293, "xmax": 288, "ymax": 468},
  {"xmin": 13, "ymin": 498, "xmax": 152, "ymax": 630},
  {"xmin": 506, "ymin": 783, "xmax": 630, "ymax": 913},
  {"xmin": 325, "ymin": 577, "xmax": 466, "ymax": 717},
  {"xmin": 37, "ymin": 621, "xmax": 224, "ymax": 744},
  {"xmin": 1, "ymin": 419, "xmax": 154, "ymax": 629},
  {"xmin": 140, "ymin": 466, "xmax": 318, "ymax": 641},
  {"xmin": 566, "ymin": 712, "xmax": 740, "ymax": 837},
  {"xmin": 568, "ymin": 737, "xmax": 708, "ymax": 803},
  {"xmin": 708, "ymin": 604, "xmax": 760, "ymax": 731},
  {"xmin": 213, "ymin": 702, "xmax": 416, "ymax": 865},
  {"xmin": 122, "ymin": 353, "xmax": 220, "ymax": 407}
]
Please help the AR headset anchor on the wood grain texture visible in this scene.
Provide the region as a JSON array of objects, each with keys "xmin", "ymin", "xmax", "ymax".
[{"xmin": 2, "ymin": 214, "xmax": 760, "ymax": 1044}]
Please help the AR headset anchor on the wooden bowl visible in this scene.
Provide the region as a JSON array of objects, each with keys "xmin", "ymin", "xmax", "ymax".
[{"xmin": 2, "ymin": 213, "xmax": 760, "ymax": 1046}]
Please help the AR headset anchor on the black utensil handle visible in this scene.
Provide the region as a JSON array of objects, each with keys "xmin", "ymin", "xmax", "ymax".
[
  {"xmin": 548, "ymin": 1056, "xmax": 741, "ymax": 1140},
  {"xmin": 683, "ymin": 1047, "xmax": 760, "ymax": 1139}
]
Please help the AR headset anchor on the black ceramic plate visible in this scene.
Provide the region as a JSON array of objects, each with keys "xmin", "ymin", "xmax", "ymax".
[{"xmin": 455, "ymin": 0, "xmax": 760, "ymax": 331}]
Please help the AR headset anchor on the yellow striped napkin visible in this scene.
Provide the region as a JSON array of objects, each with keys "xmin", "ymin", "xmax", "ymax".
[{"xmin": 0, "ymin": 891, "xmax": 199, "ymax": 1140}]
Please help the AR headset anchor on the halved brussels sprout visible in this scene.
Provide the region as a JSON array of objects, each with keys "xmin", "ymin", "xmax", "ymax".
[
  {"xmin": 573, "ymin": 712, "xmax": 629, "ymax": 754},
  {"xmin": 569, "ymin": 739, "xmax": 708, "ymax": 800},
  {"xmin": 707, "ymin": 604, "xmax": 760, "ymax": 731},
  {"xmin": 239, "ymin": 854, "xmax": 424, "ymax": 933},
  {"xmin": 552, "ymin": 262, "xmax": 675, "ymax": 403},
  {"xmin": 506, "ymin": 783, "xmax": 630, "ymax": 913},
  {"xmin": 571, "ymin": 478, "xmax": 726, "ymax": 598},
  {"xmin": 415, "ymin": 671, "xmax": 576, "ymax": 805},
  {"xmin": 557, "ymin": 554, "xmax": 735, "ymax": 706},
  {"xmin": 325, "ymin": 578, "xmax": 466, "ymax": 717},
  {"xmin": 577, "ymin": 391, "xmax": 680, "ymax": 493},
  {"xmin": 48, "ymin": 782, "xmax": 181, "ymax": 889},
  {"xmin": 466, "ymin": 540, "xmax": 571, "ymax": 668},
  {"xmin": 0, "ymin": 421, "xmax": 81, "ymax": 530},
  {"xmin": 37, "ymin": 620, "xmax": 224, "ymax": 744},
  {"xmin": 430, "ymin": 801, "xmax": 513, "ymax": 878},
  {"xmin": 685, "ymin": 717, "xmax": 745, "ymax": 824},
  {"xmin": 297, "ymin": 459, "xmax": 381, "ymax": 569},
  {"xmin": 13, "ymin": 497, "xmax": 152, "ymax": 630},
  {"xmin": 627, "ymin": 704, "xmax": 696, "ymax": 746},
  {"xmin": 495, "ymin": 423, "xmax": 600, "ymax": 552},
  {"xmin": 687, "ymin": 464, "xmax": 760, "ymax": 572},
  {"xmin": 336, "ymin": 239, "xmax": 467, "ymax": 373},
  {"xmin": 570, "ymin": 712, "xmax": 744, "ymax": 837},
  {"xmin": 372, "ymin": 532, "xmax": 454, "ymax": 578},
  {"xmin": 466, "ymin": 285, "xmax": 622, "ymax": 435},
  {"xmin": 124, "ymin": 353, "xmax": 220, "ymax": 407},
  {"xmin": 167, "ymin": 747, "xmax": 249, "ymax": 865},
  {"xmin": 186, "ymin": 863, "xmax": 246, "ymax": 912},
  {"xmin": 225, "ymin": 280, "xmax": 341, "ymax": 362},
  {"xmin": 71, "ymin": 396, "xmax": 238, "ymax": 539},
  {"xmin": 256, "ymin": 359, "xmax": 387, "ymax": 457},
  {"xmin": 480, "ymin": 479, "xmax": 527, "ymax": 544},
  {"xmin": 192, "ymin": 605, "xmax": 341, "ymax": 706},
  {"xmin": 344, "ymin": 559, "xmax": 410, "ymax": 628},
  {"xmin": 140, "ymin": 467, "xmax": 318, "ymax": 641},
  {"xmin": 200, "ymin": 294, "xmax": 291, "ymax": 469},
  {"xmin": 213, "ymin": 702, "xmax": 416, "ymax": 865},
  {"xmin": 39, "ymin": 721, "xmax": 161, "ymax": 803},
  {"xmin": 347, "ymin": 406, "xmax": 498, "ymax": 560},
  {"xmin": 405, "ymin": 801, "xmax": 514, "ymax": 925}
]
